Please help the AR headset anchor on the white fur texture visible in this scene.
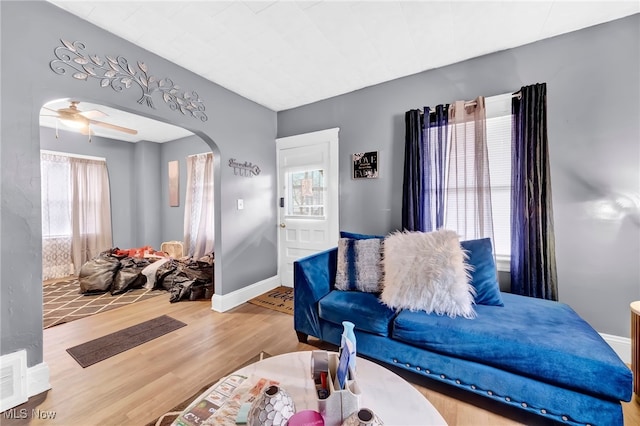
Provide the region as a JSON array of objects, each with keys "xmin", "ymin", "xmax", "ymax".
[{"xmin": 380, "ymin": 230, "xmax": 476, "ymax": 318}]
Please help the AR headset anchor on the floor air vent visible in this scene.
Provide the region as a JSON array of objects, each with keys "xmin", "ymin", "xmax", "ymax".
[{"xmin": 0, "ymin": 350, "xmax": 27, "ymax": 412}]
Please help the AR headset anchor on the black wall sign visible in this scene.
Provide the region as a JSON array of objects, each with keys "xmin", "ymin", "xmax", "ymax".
[{"xmin": 352, "ymin": 151, "xmax": 378, "ymax": 179}]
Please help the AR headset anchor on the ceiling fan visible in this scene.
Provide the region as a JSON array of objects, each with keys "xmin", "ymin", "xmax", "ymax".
[{"xmin": 41, "ymin": 101, "xmax": 138, "ymax": 136}]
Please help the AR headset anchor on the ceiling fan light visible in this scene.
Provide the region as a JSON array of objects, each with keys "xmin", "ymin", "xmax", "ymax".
[{"xmin": 59, "ymin": 117, "xmax": 86, "ymax": 129}]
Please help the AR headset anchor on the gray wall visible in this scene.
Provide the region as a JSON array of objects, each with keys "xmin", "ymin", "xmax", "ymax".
[
  {"xmin": 160, "ymin": 135, "xmax": 214, "ymax": 244},
  {"xmin": 1, "ymin": 0, "xmax": 277, "ymax": 367},
  {"xmin": 133, "ymin": 141, "xmax": 162, "ymax": 249},
  {"xmin": 278, "ymin": 15, "xmax": 640, "ymax": 338}
]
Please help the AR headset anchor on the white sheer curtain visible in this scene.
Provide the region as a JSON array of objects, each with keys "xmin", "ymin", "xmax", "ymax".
[
  {"xmin": 446, "ymin": 97, "xmax": 495, "ymax": 243},
  {"xmin": 41, "ymin": 153, "xmax": 113, "ymax": 279},
  {"xmin": 41, "ymin": 153, "xmax": 74, "ymax": 280},
  {"xmin": 184, "ymin": 152, "xmax": 214, "ymax": 258},
  {"xmin": 70, "ymin": 157, "xmax": 113, "ymax": 271}
]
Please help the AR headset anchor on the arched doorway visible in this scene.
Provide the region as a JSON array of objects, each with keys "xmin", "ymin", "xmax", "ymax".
[{"xmin": 39, "ymin": 98, "xmax": 220, "ymax": 327}]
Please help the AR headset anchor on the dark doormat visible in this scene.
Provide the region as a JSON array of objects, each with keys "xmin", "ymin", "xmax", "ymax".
[{"xmin": 66, "ymin": 315, "xmax": 186, "ymax": 368}]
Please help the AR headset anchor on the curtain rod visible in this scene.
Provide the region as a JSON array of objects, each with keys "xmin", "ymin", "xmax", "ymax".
[
  {"xmin": 40, "ymin": 149, "xmax": 106, "ymax": 162},
  {"xmin": 420, "ymin": 91, "xmax": 521, "ymax": 114},
  {"xmin": 187, "ymin": 151, "xmax": 214, "ymax": 158}
]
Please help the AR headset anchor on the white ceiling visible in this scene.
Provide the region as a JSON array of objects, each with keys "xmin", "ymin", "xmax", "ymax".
[{"xmin": 43, "ymin": 0, "xmax": 639, "ymax": 141}]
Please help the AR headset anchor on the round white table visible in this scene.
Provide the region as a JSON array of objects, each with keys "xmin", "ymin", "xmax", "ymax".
[{"xmin": 232, "ymin": 351, "xmax": 447, "ymax": 426}]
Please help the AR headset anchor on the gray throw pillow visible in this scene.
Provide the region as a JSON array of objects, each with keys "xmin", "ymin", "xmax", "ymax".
[{"xmin": 335, "ymin": 237, "xmax": 383, "ymax": 293}]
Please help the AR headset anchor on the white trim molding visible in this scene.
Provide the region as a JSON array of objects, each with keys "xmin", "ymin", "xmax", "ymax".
[
  {"xmin": 494, "ymin": 255, "xmax": 510, "ymax": 272},
  {"xmin": 27, "ymin": 362, "xmax": 51, "ymax": 397},
  {"xmin": 600, "ymin": 333, "xmax": 631, "ymax": 364},
  {"xmin": 211, "ymin": 276, "xmax": 280, "ymax": 313}
]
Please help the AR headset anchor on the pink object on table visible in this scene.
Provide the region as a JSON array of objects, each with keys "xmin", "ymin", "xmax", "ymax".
[{"xmin": 287, "ymin": 410, "xmax": 324, "ymax": 426}]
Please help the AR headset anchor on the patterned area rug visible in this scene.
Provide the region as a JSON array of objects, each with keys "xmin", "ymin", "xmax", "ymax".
[
  {"xmin": 247, "ymin": 286, "xmax": 293, "ymax": 315},
  {"xmin": 43, "ymin": 278, "xmax": 166, "ymax": 328}
]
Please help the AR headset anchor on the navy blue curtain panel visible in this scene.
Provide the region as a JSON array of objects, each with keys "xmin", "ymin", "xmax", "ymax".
[
  {"xmin": 403, "ymin": 109, "xmax": 423, "ymax": 231},
  {"xmin": 426, "ymin": 105, "xmax": 449, "ymax": 230},
  {"xmin": 510, "ymin": 83, "xmax": 558, "ymax": 300},
  {"xmin": 403, "ymin": 106, "xmax": 449, "ymax": 232}
]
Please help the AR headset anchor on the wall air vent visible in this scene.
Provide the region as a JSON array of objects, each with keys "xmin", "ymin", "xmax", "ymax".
[{"xmin": 0, "ymin": 350, "xmax": 27, "ymax": 412}]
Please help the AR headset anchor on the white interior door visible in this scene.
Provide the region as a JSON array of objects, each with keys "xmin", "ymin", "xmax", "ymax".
[{"xmin": 276, "ymin": 128, "xmax": 339, "ymax": 287}]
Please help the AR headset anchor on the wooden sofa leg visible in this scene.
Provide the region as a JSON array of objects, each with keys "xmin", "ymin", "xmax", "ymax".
[{"xmin": 296, "ymin": 331, "xmax": 308, "ymax": 343}]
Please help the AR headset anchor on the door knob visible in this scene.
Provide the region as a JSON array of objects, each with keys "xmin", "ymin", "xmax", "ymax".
[{"xmin": 280, "ymin": 223, "xmax": 286, "ymax": 228}]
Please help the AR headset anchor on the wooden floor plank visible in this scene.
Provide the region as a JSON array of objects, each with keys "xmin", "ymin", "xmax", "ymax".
[{"xmin": 3, "ymin": 295, "xmax": 638, "ymax": 425}]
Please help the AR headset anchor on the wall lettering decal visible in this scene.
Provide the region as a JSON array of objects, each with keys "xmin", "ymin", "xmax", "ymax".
[{"xmin": 229, "ymin": 158, "xmax": 260, "ymax": 177}]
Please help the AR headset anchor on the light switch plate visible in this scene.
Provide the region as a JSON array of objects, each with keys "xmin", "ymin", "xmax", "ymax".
[{"xmin": 237, "ymin": 199, "xmax": 244, "ymax": 210}]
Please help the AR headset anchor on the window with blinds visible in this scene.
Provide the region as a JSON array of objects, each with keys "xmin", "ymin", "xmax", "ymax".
[{"xmin": 484, "ymin": 93, "xmax": 513, "ymax": 270}]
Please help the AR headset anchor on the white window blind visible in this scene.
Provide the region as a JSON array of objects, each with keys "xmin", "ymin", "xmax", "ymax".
[{"xmin": 484, "ymin": 93, "xmax": 513, "ymax": 269}]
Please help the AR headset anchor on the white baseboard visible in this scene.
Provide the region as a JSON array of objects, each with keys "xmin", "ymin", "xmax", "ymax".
[
  {"xmin": 601, "ymin": 333, "xmax": 631, "ymax": 364},
  {"xmin": 27, "ymin": 362, "xmax": 51, "ymax": 397},
  {"xmin": 211, "ymin": 276, "xmax": 280, "ymax": 313}
]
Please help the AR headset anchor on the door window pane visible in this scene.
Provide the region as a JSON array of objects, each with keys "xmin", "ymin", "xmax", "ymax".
[{"xmin": 287, "ymin": 169, "xmax": 325, "ymax": 217}]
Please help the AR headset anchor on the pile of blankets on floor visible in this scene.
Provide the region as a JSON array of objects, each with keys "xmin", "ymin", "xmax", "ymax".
[{"xmin": 78, "ymin": 248, "xmax": 214, "ymax": 303}]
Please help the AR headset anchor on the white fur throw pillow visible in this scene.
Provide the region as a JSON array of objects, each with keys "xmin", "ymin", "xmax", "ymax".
[
  {"xmin": 380, "ymin": 230, "xmax": 476, "ymax": 318},
  {"xmin": 335, "ymin": 237, "xmax": 383, "ymax": 292}
]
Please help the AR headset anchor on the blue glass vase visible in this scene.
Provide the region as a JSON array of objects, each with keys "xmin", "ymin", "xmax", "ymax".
[{"xmin": 341, "ymin": 321, "xmax": 357, "ymax": 370}]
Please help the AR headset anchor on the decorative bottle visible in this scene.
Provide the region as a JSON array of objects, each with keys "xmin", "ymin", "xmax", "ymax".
[
  {"xmin": 341, "ymin": 320, "xmax": 357, "ymax": 370},
  {"xmin": 247, "ymin": 385, "xmax": 296, "ymax": 426},
  {"xmin": 341, "ymin": 408, "xmax": 384, "ymax": 426}
]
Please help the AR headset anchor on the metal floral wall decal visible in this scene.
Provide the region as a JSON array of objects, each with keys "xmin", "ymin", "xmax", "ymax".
[{"xmin": 50, "ymin": 39, "xmax": 207, "ymax": 122}]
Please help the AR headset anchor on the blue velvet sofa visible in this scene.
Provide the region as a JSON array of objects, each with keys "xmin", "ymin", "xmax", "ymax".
[{"xmin": 293, "ymin": 238, "xmax": 632, "ymax": 425}]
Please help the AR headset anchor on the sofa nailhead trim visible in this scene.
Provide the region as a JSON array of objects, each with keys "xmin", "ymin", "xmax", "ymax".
[{"xmin": 392, "ymin": 359, "xmax": 585, "ymax": 425}]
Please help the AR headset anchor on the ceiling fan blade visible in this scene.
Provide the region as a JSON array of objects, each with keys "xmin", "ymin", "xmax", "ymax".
[
  {"xmin": 41, "ymin": 106, "xmax": 61, "ymax": 116},
  {"xmin": 89, "ymin": 119, "xmax": 138, "ymax": 135},
  {"xmin": 80, "ymin": 109, "xmax": 107, "ymax": 119}
]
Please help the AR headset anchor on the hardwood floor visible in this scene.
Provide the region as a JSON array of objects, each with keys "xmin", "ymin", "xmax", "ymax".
[{"xmin": 4, "ymin": 295, "xmax": 639, "ymax": 425}]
